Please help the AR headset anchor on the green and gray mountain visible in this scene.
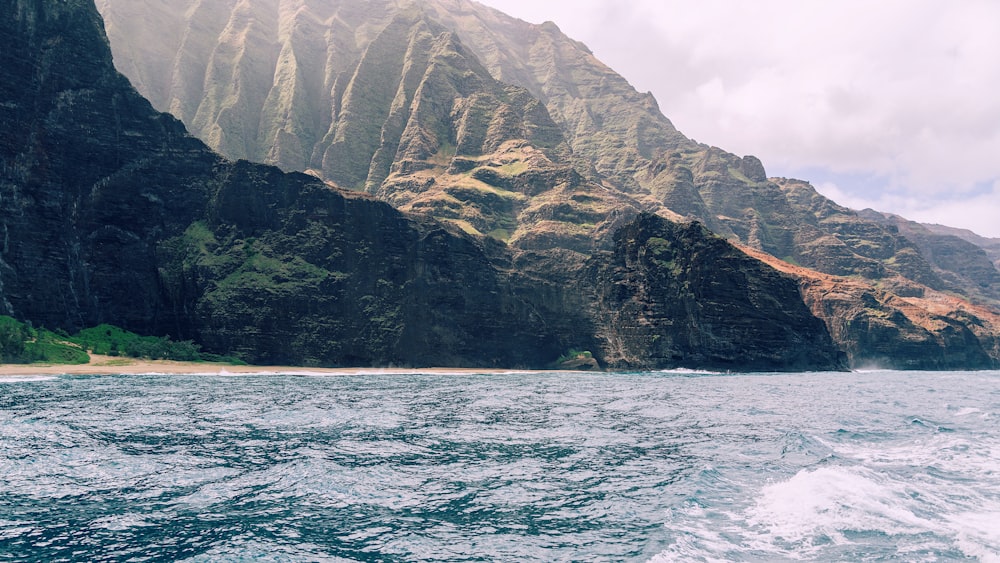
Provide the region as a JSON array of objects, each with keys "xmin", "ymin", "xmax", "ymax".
[
  {"xmin": 1, "ymin": 0, "xmax": 858, "ymax": 370},
  {"xmin": 94, "ymin": 0, "xmax": 983, "ymax": 290},
  {"xmin": 2, "ymin": 0, "xmax": 996, "ymax": 369},
  {"xmin": 93, "ymin": 0, "xmax": 1000, "ymax": 368}
]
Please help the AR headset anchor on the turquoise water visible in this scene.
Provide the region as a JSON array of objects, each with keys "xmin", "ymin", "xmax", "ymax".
[{"xmin": 1, "ymin": 370, "xmax": 998, "ymax": 561}]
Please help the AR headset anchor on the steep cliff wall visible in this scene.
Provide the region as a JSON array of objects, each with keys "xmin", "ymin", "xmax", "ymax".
[
  {"xmin": 93, "ymin": 0, "xmax": 1000, "ymax": 369},
  {"xmin": 587, "ymin": 215, "xmax": 847, "ymax": 371},
  {"xmin": 1, "ymin": 0, "xmax": 217, "ymax": 332},
  {"xmin": 0, "ymin": 0, "xmax": 561, "ymax": 367},
  {"xmin": 1, "ymin": 0, "xmax": 849, "ymax": 370},
  {"xmin": 741, "ymin": 245, "xmax": 1000, "ymax": 370}
]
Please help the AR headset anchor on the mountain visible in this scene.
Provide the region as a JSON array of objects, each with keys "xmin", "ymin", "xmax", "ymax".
[
  {"xmin": 0, "ymin": 0, "xmax": 557, "ymax": 367},
  {"xmin": 93, "ymin": 0, "xmax": 985, "ymax": 293},
  {"xmin": 0, "ymin": 0, "xmax": 852, "ymax": 371},
  {"xmin": 91, "ymin": 0, "xmax": 1000, "ymax": 369},
  {"xmin": 916, "ymin": 221, "xmax": 1000, "ymax": 272},
  {"xmin": 858, "ymin": 210, "xmax": 1000, "ymax": 305}
]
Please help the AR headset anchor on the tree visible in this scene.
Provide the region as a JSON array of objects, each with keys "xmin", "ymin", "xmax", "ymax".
[{"xmin": 0, "ymin": 317, "xmax": 30, "ymax": 363}]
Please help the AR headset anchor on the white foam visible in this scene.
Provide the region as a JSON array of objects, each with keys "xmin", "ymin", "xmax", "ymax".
[
  {"xmin": 651, "ymin": 429, "xmax": 1000, "ymax": 561},
  {"xmin": 90, "ymin": 513, "xmax": 153, "ymax": 531},
  {"xmin": 822, "ymin": 433, "xmax": 1000, "ymax": 482},
  {"xmin": 762, "ymin": 432, "xmax": 1000, "ymax": 555},
  {"xmin": 658, "ymin": 368, "xmax": 727, "ymax": 376},
  {"xmin": 0, "ymin": 375, "xmax": 58, "ymax": 383},
  {"xmin": 647, "ymin": 503, "xmax": 746, "ymax": 563},
  {"xmin": 946, "ymin": 512, "xmax": 1000, "ymax": 561},
  {"xmin": 748, "ymin": 466, "xmax": 934, "ymax": 543}
]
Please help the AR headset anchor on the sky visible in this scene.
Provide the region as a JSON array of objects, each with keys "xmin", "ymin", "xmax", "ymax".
[{"xmin": 479, "ymin": 0, "xmax": 1000, "ymax": 238}]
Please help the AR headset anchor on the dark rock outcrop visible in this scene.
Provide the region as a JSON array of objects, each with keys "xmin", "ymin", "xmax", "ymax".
[
  {"xmin": 1, "ymin": 0, "xmax": 217, "ymax": 332},
  {"xmin": 799, "ymin": 278, "xmax": 999, "ymax": 370},
  {"xmin": 744, "ymin": 246, "xmax": 1000, "ymax": 370},
  {"xmin": 587, "ymin": 215, "xmax": 847, "ymax": 371}
]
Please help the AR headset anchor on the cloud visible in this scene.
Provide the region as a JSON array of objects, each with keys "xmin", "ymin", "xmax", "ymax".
[
  {"xmin": 479, "ymin": 0, "xmax": 1000, "ymax": 237},
  {"xmin": 816, "ymin": 179, "xmax": 1000, "ymax": 238}
]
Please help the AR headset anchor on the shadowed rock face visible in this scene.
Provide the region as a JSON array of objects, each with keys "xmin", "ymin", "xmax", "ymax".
[
  {"xmin": 1, "ymin": 0, "xmax": 217, "ymax": 332},
  {"xmin": 586, "ymin": 215, "xmax": 847, "ymax": 371},
  {"xmin": 1, "ymin": 0, "xmax": 851, "ymax": 370}
]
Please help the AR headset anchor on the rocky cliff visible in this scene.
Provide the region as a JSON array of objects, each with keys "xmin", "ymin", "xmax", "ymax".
[
  {"xmin": 586, "ymin": 215, "xmax": 846, "ymax": 371},
  {"xmin": 919, "ymin": 223, "xmax": 1000, "ymax": 271},
  {"xmin": 94, "ymin": 0, "xmax": 984, "ymax": 294},
  {"xmin": 1, "ymin": 0, "xmax": 560, "ymax": 367},
  {"xmin": 859, "ymin": 210, "xmax": 1000, "ymax": 303},
  {"xmin": 742, "ymin": 245, "xmax": 1000, "ymax": 370},
  {"xmin": 1, "ymin": 0, "xmax": 850, "ymax": 371},
  {"xmin": 94, "ymin": 0, "xmax": 1000, "ymax": 369}
]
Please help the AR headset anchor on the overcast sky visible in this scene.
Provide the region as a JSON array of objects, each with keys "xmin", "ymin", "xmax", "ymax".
[{"xmin": 479, "ymin": 0, "xmax": 1000, "ymax": 238}]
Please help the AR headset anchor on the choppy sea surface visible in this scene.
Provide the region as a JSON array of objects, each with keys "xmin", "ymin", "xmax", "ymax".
[{"xmin": 1, "ymin": 369, "xmax": 998, "ymax": 562}]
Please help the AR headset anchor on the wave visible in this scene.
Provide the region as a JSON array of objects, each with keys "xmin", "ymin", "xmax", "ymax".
[
  {"xmin": 657, "ymin": 368, "xmax": 729, "ymax": 376},
  {"xmin": 0, "ymin": 375, "xmax": 59, "ymax": 383},
  {"xmin": 650, "ymin": 429, "xmax": 1000, "ymax": 562}
]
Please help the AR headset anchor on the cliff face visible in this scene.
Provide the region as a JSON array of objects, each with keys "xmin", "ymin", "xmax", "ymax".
[
  {"xmin": 1, "ymin": 0, "xmax": 850, "ymax": 370},
  {"xmin": 1, "ymin": 0, "xmax": 217, "ymax": 332},
  {"xmin": 94, "ymin": 0, "xmax": 1000, "ymax": 369},
  {"xmin": 742, "ymin": 245, "xmax": 1000, "ymax": 370},
  {"xmin": 858, "ymin": 210, "xmax": 1000, "ymax": 305},
  {"xmin": 0, "ymin": 0, "xmax": 560, "ymax": 367},
  {"xmin": 587, "ymin": 215, "xmax": 846, "ymax": 371},
  {"xmin": 919, "ymin": 223, "xmax": 1000, "ymax": 271},
  {"xmin": 94, "ymin": 0, "xmax": 982, "ymax": 295}
]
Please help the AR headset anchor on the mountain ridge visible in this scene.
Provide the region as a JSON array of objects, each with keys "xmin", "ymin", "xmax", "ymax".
[
  {"xmin": 1, "ymin": 0, "xmax": 855, "ymax": 371},
  {"xmin": 95, "ymin": 0, "xmax": 1000, "ymax": 300},
  {"xmin": 94, "ymin": 0, "xmax": 1000, "ymax": 369}
]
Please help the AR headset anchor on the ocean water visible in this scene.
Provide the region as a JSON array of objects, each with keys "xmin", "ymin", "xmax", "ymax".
[{"xmin": 1, "ymin": 370, "xmax": 998, "ymax": 562}]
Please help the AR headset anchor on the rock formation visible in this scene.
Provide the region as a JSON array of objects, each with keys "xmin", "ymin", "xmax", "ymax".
[
  {"xmin": 587, "ymin": 215, "xmax": 846, "ymax": 371},
  {"xmin": 1, "ymin": 0, "xmax": 855, "ymax": 371},
  {"xmin": 919, "ymin": 223, "xmax": 1000, "ymax": 271},
  {"xmin": 93, "ymin": 0, "xmax": 1000, "ymax": 370},
  {"xmin": 743, "ymin": 245, "xmax": 1000, "ymax": 370},
  {"xmin": 859, "ymin": 209, "xmax": 1000, "ymax": 304},
  {"xmin": 2, "ymin": 0, "xmax": 560, "ymax": 367}
]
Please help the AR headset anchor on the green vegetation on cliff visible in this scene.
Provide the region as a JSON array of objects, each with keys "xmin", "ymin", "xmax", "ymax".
[
  {"xmin": 72, "ymin": 324, "xmax": 202, "ymax": 361},
  {"xmin": 0, "ymin": 317, "xmax": 89, "ymax": 365},
  {"xmin": 0, "ymin": 317, "xmax": 243, "ymax": 365}
]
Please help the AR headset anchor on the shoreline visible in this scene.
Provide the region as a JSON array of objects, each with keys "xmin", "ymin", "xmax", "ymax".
[
  {"xmin": 0, "ymin": 355, "xmax": 543, "ymax": 377},
  {"xmin": 5, "ymin": 359, "xmax": 996, "ymax": 378}
]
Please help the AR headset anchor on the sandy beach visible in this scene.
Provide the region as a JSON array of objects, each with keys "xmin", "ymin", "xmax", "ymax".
[{"xmin": 0, "ymin": 355, "xmax": 530, "ymax": 377}]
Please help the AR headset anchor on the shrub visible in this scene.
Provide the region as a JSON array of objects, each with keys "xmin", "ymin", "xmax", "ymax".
[
  {"xmin": 0, "ymin": 316, "xmax": 31, "ymax": 363},
  {"xmin": 556, "ymin": 349, "xmax": 593, "ymax": 364},
  {"xmin": 25, "ymin": 338, "xmax": 90, "ymax": 364},
  {"xmin": 2, "ymin": 318, "xmax": 237, "ymax": 365},
  {"xmin": 0, "ymin": 317, "xmax": 90, "ymax": 364}
]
